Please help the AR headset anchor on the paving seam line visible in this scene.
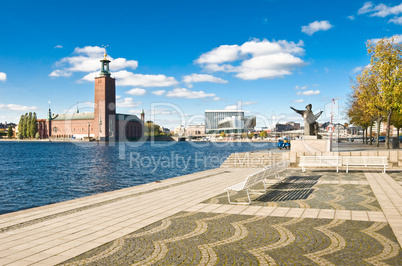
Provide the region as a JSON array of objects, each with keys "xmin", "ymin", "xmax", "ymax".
[{"xmin": 0, "ymin": 170, "xmax": 232, "ymax": 233}]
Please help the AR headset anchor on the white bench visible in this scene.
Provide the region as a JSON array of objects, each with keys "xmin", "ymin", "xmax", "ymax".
[
  {"xmin": 299, "ymin": 156, "xmax": 342, "ymax": 173},
  {"xmin": 343, "ymin": 156, "xmax": 388, "ymax": 173},
  {"xmin": 225, "ymin": 161, "xmax": 289, "ymax": 205}
]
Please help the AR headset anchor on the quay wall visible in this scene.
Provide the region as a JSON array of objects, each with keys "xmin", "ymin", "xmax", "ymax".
[{"xmin": 220, "ymin": 150, "xmax": 402, "ymax": 169}]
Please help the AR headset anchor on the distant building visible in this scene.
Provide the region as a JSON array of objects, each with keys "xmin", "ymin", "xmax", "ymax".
[
  {"xmin": 186, "ymin": 124, "xmax": 205, "ymax": 136},
  {"xmin": 162, "ymin": 127, "xmax": 170, "ymax": 135},
  {"xmin": 37, "ymin": 52, "xmax": 143, "ymax": 140},
  {"xmin": 274, "ymin": 121, "xmax": 300, "ymax": 132},
  {"xmin": 205, "ymin": 110, "xmax": 255, "ymax": 134},
  {"xmin": 0, "ymin": 122, "xmax": 16, "ymax": 129},
  {"xmin": 174, "ymin": 125, "xmax": 186, "ymax": 136}
]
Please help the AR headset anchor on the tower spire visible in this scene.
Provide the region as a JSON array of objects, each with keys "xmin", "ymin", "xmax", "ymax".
[
  {"xmin": 99, "ymin": 45, "xmax": 111, "ymax": 77},
  {"xmin": 47, "ymin": 101, "xmax": 52, "ymax": 120}
]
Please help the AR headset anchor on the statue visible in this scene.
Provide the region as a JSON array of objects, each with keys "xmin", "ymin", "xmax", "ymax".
[{"xmin": 290, "ymin": 104, "xmax": 323, "ymax": 136}]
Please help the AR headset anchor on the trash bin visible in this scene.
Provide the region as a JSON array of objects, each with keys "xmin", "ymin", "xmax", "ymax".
[{"xmin": 391, "ymin": 137, "xmax": 400, "ymax": 149}]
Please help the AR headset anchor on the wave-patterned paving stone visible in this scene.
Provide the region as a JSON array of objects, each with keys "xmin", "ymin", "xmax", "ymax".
[
  {"xmin": 59, "ymin": 211, "xmax": 402, "ymax": 265},
  {"xmin": 205, "ymin": 176, "xmax": 381, "ymax": 211}
]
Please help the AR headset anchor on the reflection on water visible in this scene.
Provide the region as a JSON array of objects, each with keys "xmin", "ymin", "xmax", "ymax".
[{"xmin": 0, "ymin": 141, "xmax": 276, "ymax": 214}]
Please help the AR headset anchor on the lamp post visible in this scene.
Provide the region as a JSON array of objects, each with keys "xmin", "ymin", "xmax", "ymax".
[{"xmin": 87, "ymin": 122, "xmax": 90, "ymax": 140}]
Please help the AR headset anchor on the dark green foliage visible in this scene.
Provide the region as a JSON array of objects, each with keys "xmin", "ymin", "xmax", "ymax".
[
  {"xmin": 7, "ymin": 126, "xmax": 13, "ymax": 139},
  {"xmin": 17, "ymin": 112, "xmax": 38, "ymax": 139}
]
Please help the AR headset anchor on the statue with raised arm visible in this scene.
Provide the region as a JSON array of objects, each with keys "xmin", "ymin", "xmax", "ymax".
[{"xmin": 290, "ymin": 104, "xmax": 323, "ymax": 136}]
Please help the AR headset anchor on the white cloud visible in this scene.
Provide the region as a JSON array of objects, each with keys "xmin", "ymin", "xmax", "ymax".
[
  {"xmin": 370, "ymin": 34, "xmax": 402, "ymax": 44},
  {"xmin": 126, "ymin": 88, "xmax": 146, "ymax": 96},
  {"xmin": 213, "ymin": 97, "xmax": 222, "ymax": 101},
  {"xmin": 113, "ymin": 70, "xmax": 178, "ymax": 87},
  {"xmin": 0, "ymin": 72, "xmax": 6, "ymax": 81},
  {"xmin": 358, "ymin": 2, "xmax": 374, "ymax": 15},
  {"xmin": 297, "ymin": 90, "xmax": 320, "ymax": 96},
  {"xmin": 352, "ymin": 66, "xmax": 363, "ymax": 73},
  {"xmin": 50, "ymin": 46, "xmax": 138, "ymax": 77},
  {"xmin": 152, "ymin": 90, "xmax": 166, "ymax": 96},
  {"xmin": 166, "ymin": 88, "xmax": 216, "ymax": 99},
  {"xmin": 49, "ymin": 69, "xmax": 72, "ymax": 77},
  {"xmin": 225, "ymin": 104, "xmax": 240, "ymax": 111},
  {"xmin": 358, "ymin": 2, "xmax": 402, "ymax": 24},
  {"xmin": 301, "ymin": 20, "xmax": 333, "ymax": 36},
  {"xmin": 347, "ymin": 15, "xmax": 355, "ymax": 20},
  {"xmin": 295, "ymin": 85, "xmax": 308, "ymax": 90},
  {"xmin": 196, "ymin": 44, "xmax": 240, "ymax": 64},
  {"xmin": 182, "ymin": 73, "xmax": 228, "ymax": 84},
  {"xmin": 54, "ymin": 45, "xmax": 63, "ymax": 49},
  {"xmin": 0, "ymin": 103, "xmax": 38, "ymax": 111},
  {"xmin": 195, "ymin": 38, "xmax": 306, "ymax": 80},
  {"xmin": 224, "ymin": 101, "xmax": 257, "ymax": 110},
  {"xmin": 116, "ymin": 97, "xmax": 140, "ymax": 108},
  {"xmin": 360, "ymin": 2, "xmax": 402, "ymax": 17},
  {"xmin": 389, "ymin": 16, "xmax": 402, "ymax": 25},
  {"xmin": 293, "ymin": 99, "xmax": 305, "ymax": 103}
]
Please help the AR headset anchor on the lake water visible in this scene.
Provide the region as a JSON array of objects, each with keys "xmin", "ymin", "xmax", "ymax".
[{"xmin": 0, "ymin": 141, "xmax": 276, "ymax": 215}]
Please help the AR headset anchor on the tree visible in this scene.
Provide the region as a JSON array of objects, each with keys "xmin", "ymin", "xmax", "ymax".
[
  {"xmin": 18, "ymin": 115, "xmax": 24, "ymax": 139},
  {"xmin": 30, "ymin": 112, "xmax": 38, "ymax": 138},
  {"xmin": 35, "ymin": 132, "xmax": 40, "ymax": 139},
  {"xmin": 220, "ymin": 131, "xmax": 226, "ymax": 138},
  {"xmin": 25, "ymin": 113, "xmax": 31, "ymax": 138},
  {"xmin": 7, "ymin": 126, "xmax": 13, "ymax": 139},
  {"xmin": 248, "ymin": 132, "xmax": 254, "ymax": 139},
  {"xmin": 144, "ymin": 121, "xmax": 163, "ymax": 136},
  {"xmin": 241, "ymin": 132, "xmax": 247, "ymax": 139},
  {"xmin": 391, "ymin": 110, "xmax": 402, "ymax": 149},
  {"xmin": 367, "ymin": 37, "xmax": 402, "ymax": 148},
  {"xmin": 346, "ymin": 82, "xmax": 371, "ymax": 144},
  {"xmin": 259, "ymin": 131, "xmax": 268, "ymax": 138}
]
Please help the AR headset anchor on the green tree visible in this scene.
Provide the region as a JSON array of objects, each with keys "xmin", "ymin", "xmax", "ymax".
[
  {"xmin": 30, "ymin": 112, "xmax": 38, "ymax": 138},
  {"xmin": 367, "ymin": 37, "xmax": 402, "ymax": 148},
  {"xmin": 241, "ymin": 132, "xmax": 247, "ymax": 139},
  {"xmin": 18, "ymin": 115, "xmax": 24, "ymax": 139},
  {"xmin": 7, "ymin": 126, "xmax": 13, "ymax": 139},
  {"xmin": 35, "ymin": 132, "xmax": 40, "ymax": 139},
  {"xmin": 220, "ymin": 131, "xmax": 226, "ymax": 138},
  {"xmin": 259, "ymin": 131, "xmax": 268, "ymax": 138},
  {"xmin": 144, "ymin": 121, "xmax": 163, "ymax": 136},
  {"xmin": 25, "ymin": 113, "xmax": 31, "ymax": 138},
  {"xmin": 248, "ymin": 132, "xmax": 254, "ymax": 139}
]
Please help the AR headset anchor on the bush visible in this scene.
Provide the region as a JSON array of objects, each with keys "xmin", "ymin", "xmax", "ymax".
[{"xmin": 35, "ymin": 132, "xmax": 40, "ymax": 139}]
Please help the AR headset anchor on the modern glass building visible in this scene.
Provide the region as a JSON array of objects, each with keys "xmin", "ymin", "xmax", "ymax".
[{"xmin": 205, "ymin": 110, "xmax": 255, "ymax": 134}]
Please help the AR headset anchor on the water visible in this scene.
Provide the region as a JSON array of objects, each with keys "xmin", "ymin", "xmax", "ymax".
[{"xmin": 0, "ymin": 141, "xmax": 276, "ymax": 214}]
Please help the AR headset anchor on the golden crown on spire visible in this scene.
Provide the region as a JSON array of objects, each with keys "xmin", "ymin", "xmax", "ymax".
[{"xmin": 102, "ymin": 45, "xmax": 109, "ymax": 60}]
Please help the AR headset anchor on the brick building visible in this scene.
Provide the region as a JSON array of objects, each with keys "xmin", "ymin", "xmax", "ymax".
[{"xmin": 38, "ymin": 52, "xmax": 144, "ymax": 141}]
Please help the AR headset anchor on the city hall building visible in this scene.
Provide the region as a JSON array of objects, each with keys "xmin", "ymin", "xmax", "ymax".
[{"xmin": 38, "ymin": 52, "xmax": 144, "ymax": 141}]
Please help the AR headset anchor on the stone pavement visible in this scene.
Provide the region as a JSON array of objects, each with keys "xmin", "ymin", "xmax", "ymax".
[{"xmin": 0, "ymin": 167, "xmax": 402, "ymax": 265}]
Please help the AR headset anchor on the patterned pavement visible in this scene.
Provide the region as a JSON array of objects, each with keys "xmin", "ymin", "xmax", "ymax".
[
  {"xmin": 61, "ymin": 212, "xmax": 402, "ymax": 265},
  {"xmin": 59, "ymin": 169, "xmax": 402, "ymax": 266}
]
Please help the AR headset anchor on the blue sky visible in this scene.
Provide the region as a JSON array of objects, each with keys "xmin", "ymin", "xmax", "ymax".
[{"xmin": 1, "ymin": 0, "xmax": 402, "ymax": 129}]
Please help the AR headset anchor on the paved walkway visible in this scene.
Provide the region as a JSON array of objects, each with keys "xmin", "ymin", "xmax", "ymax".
[{"xmin": 0, "ymin": 168, "xmax": 402, "ymax": 265}]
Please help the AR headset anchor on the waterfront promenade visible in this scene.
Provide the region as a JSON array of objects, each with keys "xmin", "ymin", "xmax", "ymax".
[{"xmin": 1, "ymin": 149, "xmax": 402, "ymax": 264}]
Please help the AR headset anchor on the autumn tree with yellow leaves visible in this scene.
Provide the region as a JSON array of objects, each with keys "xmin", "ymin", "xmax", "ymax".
[{"xmin": 348, "ymin": 37, "xmax": 402, "ymax": 148}]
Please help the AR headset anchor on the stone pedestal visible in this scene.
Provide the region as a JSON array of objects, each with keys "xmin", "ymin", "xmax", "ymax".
[{"xmin": 291, "ymin": 137, "xmax": 331, "ymax": 154}]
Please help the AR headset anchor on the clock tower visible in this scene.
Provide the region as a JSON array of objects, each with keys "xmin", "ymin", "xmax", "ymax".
[{"xmin": 94, "ymin": 51, "xmax": 116, "ymax": 141}]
